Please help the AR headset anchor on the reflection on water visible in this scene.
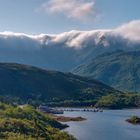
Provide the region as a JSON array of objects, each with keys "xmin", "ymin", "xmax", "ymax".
[{"xmin": 61, "ymin": 109, "xmax": 140, "ymax": 140}]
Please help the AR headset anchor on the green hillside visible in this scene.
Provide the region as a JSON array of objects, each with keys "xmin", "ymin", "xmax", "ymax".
[
  {"xmin": 73, "ymin": 50, "xmax": 140, "ymax": 92},
  {"xmin": 0, "ymin": 63, "xmax": 119, "ymax": 105}
]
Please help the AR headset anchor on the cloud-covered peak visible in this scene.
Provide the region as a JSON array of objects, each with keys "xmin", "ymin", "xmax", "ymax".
[
  {"xmin": 1, "ymin": 20, "xmax": 140, "ymax": 50},
  {"xmin": 51, "ymin": 29, "xmax": 111, "ymax": 48},
  {"xmin": 50, "ymin": 20, "xmax": 140, "ymax": 48},
  {"xmin": 0, "ymin": 20, "xmax": 140, "ymax": 71},
  {"xmin": 0, "ymin": 20, "xmax": 140, "ymax": 51}
]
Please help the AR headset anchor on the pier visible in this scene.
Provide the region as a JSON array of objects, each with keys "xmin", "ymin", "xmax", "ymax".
[{"xmin": 56, "ymin": 108, "xmax": 103, "ymax": 112}]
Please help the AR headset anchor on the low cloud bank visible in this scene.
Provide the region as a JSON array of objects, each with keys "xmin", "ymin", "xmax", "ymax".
[
  {"xmin": 0, "ymin": 20, "xmax": 139, "ymax": 70},
  {"xmin": 0, "ymin": 20, "xmax": 140, "ymax": 51}
]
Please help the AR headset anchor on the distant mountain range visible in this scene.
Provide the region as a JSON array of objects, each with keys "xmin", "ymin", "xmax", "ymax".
[
  {"xmin": 0, "ymin": 21, "xmax": 140, "ymax": 94},
  {"xmin": 0, "ymin": 63, "xmax": 119, "ymax": 103},
  {"xmin": 0, "ymin": 20, "xmax": 140, "ymax": 71},
  {"xmin": 73, "ymin": 50, "xmax": 140, "ymax": 92}
]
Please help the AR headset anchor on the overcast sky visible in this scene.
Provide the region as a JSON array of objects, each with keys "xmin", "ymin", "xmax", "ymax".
[{"xmin": 0, "ymin": 0, "xmax": 139, "ymax": 34}]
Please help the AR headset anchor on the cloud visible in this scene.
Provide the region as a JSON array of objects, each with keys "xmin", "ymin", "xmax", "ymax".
[
  {"xmin": 115, "ymin": 20, "xmax": 140, "ymax": 42},
  {"xmin": 1, "ymin": 20, "xmax": 140, "ymax": 51},
  {"xmin": 51, "ymin": 30, "xmax": 111, "ymax": 48},
  {"xmin": 0, "ymin": 20, "xmax": 140, "ymax": 51},
  {"xmin": 50, "ymin": 20, "xmax": 140, "ymax": 48},
  {"xmin": 0, "ymin": 32, "xmax": 42, "ymax": 51},
  {"xmin": 40, "ymin": 0, "xmax": 96, "ymax": 21}
]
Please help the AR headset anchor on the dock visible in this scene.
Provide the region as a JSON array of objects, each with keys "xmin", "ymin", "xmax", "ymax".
[{"xmin": 56, "ymin": 108, "xmax": 103, "ymax": 112}]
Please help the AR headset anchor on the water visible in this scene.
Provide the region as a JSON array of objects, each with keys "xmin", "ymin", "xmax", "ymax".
[{"xmin": 61, "ymin": 109, "xmax": 140, "ymax": 140}]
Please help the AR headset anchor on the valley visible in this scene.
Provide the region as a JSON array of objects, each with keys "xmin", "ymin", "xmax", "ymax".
[{"xmin": 0, "ymin": 2, "xmax": 140, "ymax": 139}]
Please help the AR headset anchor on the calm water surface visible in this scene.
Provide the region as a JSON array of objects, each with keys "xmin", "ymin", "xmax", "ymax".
[{"xmin": 61, "ymin": 109, "xmax": 140, "ymax": 140}]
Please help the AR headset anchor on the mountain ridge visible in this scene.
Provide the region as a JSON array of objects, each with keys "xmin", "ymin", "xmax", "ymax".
[
  {"xmin": 0, "ymin": 62, "xmax": 120, "ymax": 104},
  {"xmin": 0, "ymin": 20, "xmax": 140, "ymax": 71},
  {"xmin": 73, "ymin": 50, "xmax": 140, "ymax": 92}
]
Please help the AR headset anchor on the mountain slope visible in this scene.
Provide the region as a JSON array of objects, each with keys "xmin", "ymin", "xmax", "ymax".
[
  {"xmin": 0, "ymin": 20, "xmax": 140, "ymax": 71},
  {"xmin": 73, "ymin": 50, "xmax": 140, "ymax": 92},
  {"xmin": 0, "ymin": 63, "xmax": 119, "ymax": 103}
]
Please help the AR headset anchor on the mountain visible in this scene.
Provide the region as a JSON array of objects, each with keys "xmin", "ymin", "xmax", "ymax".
[
  {"xmin": 0, "ymin": 63, "xmax": 119, "ymax": 104},
  {"xmin": 73, "ymin": 50, "xmax": 140, "ymax": 92},
  {"xmin": 0, "ymin": 20, "xmax": 140, "ymax": 71}
]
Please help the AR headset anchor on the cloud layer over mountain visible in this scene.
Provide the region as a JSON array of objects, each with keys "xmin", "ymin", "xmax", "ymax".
[
  {"xmin": 115, "ymin": 20, "xmax": 140, "ymax": 42},
  {"xmin": 0, "ymin": 20, "xmax": 140, "ymax": 71}
]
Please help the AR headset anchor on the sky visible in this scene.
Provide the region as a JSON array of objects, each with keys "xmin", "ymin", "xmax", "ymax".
[{"xmin": 0, "ymin": 0, "xmax": 139, "ymax": 34}]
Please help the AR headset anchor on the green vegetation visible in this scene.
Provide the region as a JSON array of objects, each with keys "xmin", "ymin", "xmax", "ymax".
[
  {"xmin": 0, "ymin": 62, "xmax": 120, "ymax": 106},
  {"xmin": 0, "ymin": 102, "xmax": 76, "ymax": 140},
  {"xmin": 47, "ymin": 93, "xmax": 140, "ymax": 109},
  {"xmin": 47, "ymin": 99, "xmax": 97, "ymax": 107},
  {"xmin": 96, "ymin": 93, "xmax": 140, "ymax": 109},
  {"xmin": 0, "ymin": 62, "xmax": 139, "ymax": 109},
  {"xmin": 126, "ymin": 116, "xmax": 140, "ymax": 124},
  {"xmin": 73, "ymin": 50, "xmax": 140, "ymax": 92}
]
